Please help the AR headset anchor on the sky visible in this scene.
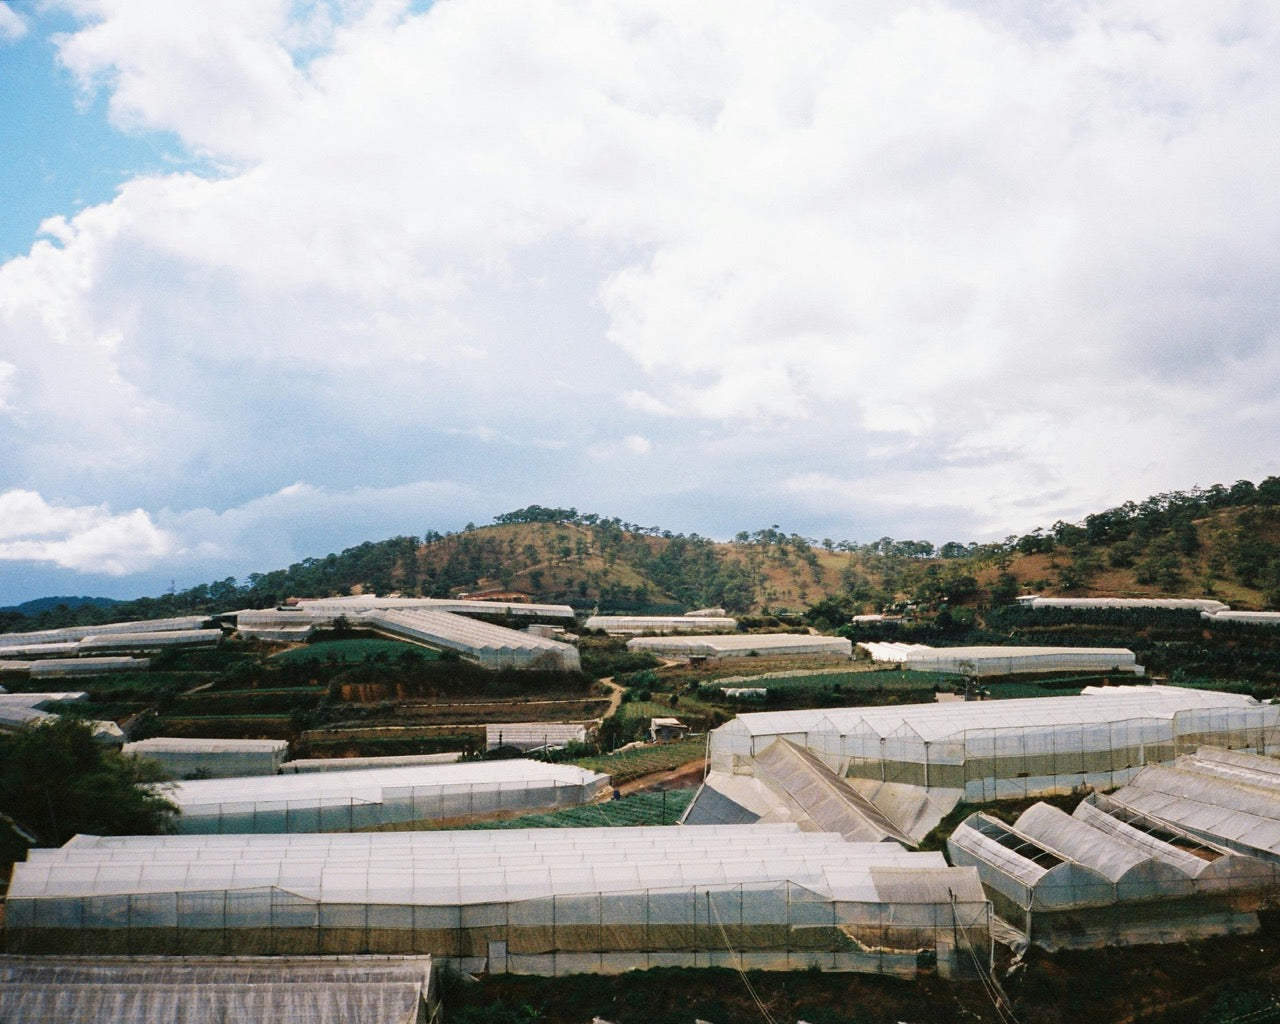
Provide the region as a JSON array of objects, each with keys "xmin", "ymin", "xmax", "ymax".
[{"xmin": 1, "ymin": 0, "xmax": 1279, "ymax": 606}]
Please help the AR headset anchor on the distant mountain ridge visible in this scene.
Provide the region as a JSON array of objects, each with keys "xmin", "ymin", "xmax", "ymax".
[{"xmin": 1, "ymin": 595, "xmax": 121, "ymax": 616}]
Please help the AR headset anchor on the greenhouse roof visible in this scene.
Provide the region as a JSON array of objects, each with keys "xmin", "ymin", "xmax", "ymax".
[
  {"xmin": 1022, "ymin": 597, "xmax": 1229, "ymax": 612},
  {"xmin": 0, "ymin": 617, "xmax": 212, "ymax": 648},
  {"xmin": 628, "ymin": 633, "xmax": 852, "ymax": 654},
  {"xmin": 364, "ymin": 608, "xmax": 578, "ymax": 663},
  {"xmin": 169, "ymin": 759, "xmax": 607, "ymax": 814},
  {"xmin": 717, "ymin": 685, "xmax": 1262, "ymax": 743},
  {"xmin": 282, "ymin": 753, "xmax": 462, "ymax": 773},
  {"xmin": 858, "ymin": 643, "xmax": 1139, "ymax": 673},
  {"xmin": 12, "ymin": 826, "xmax": 984, "ymax": 906},
  {"xmin": 77, "ymin": 629, "xmax": 223, "ymax": 651},
  {"xmin": 1101, "ymin": 749, "xmax": 1280, "ymax": 861},
  {"xmin": 0, "ymin": 955, "xmax": 434, "ymax": 1024},
  {"xmin": 584, "ymin": 615, "xmax": 738, "ymax": 633},
  {"xmin": 1204, "ymin": 611, "xmax": 1280, "ymax": 624},
  {"xmin": 294, "ymin": 596, "xmax": 576, "ymax": 619},
  {"xmin": 751, "ymin": 739, "xmax": 915, "ymax": 844},
  {"xmin": 125, "ymin": 737, "xmax": 290, "ymax": 754}
]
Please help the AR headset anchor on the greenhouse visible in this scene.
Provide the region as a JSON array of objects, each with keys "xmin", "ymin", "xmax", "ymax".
[
  {"xmin": 0, "ymin": 641, "xmax": 80, "ymax": 658},
  {"xmin": 626, "ymin": 633, "xmax": 852, "ymax": 661},
  {"xmin": 485, "ymin": 722, "xmax": 589, "ymax": 752},
  {"xmin": 294, "ymin": 595, "xmax": 577, "ymax": 621},
  {"xmin": 709, "ymin": 686, "xmax": 1280, "ymax": 801},
  {"xmin": 1202, "ymin": 610, "xmax": 1280, "ymax": 625},
  {"xmin": 28, "ymin": 657, "xmax": 150, "ymax": 679},
  {"xmin": 1017, "ymin": 597, "xmax": 1229, "ymax": 612},
  {"xmin": 235, "ymin": 607, "xmax": 580, "ymax": 670},
  {"xmin": 166, "ymin": 760, "xmax": 610, "ymax": 833},
  {"xmin": 0, "ymin": 692, "xmax": 88, "ymax": 731},
  {"xmin": 584, "ymin": 615, "xmax": 738, "ymax": 635},
  {"xmin": 856, "ymin": 643, "xmax": 1142, "ymax": 676},
  {"xmin": 5, "ymin": 825, "xmax": 992, "ymax": 979},
  {"xmin": 0, "ymin": 617, "xmax": 214, "ymax": 648},
  {"xmin": 76, "ymin": 629, "xmax": 223, "ymax": 654},
  {"xmin": 363, "ymin": 609, "xmax": 580, "ymax": 670},
  {"xmin": 0, "ymin": 954, "xmax": 439, "ymax": 1024},
  {"xmin": 948, "ymin": 790, "xmax": 1280, "ymax": 949},
  {"xmin": 123, "ymin": 738, "xmax": 291, "ymax": 779},
  {"xmin": 282, "ymin": 753, "xmax": 463, "ymax": 773},
  {"xmin": 1092, "ymin": 747, "xmax": 1280, "ymax": 864}
]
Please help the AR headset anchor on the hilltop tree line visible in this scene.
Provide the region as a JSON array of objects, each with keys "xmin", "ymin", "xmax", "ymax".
[{"xmin": 6, "ymin": 478, "xmax": 1280, "ymax": 637}]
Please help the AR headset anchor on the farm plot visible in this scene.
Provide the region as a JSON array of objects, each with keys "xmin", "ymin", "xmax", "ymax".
[
  {"xmin": 574, "ymin": 737, "xmax": 706, "ymax": 785},
  {"xmin": 462, "ymin": 788, "xmax": 696, "ymax": 830}
]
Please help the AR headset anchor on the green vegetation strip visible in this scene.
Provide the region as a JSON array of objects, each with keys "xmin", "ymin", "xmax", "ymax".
[
  {"xmin": 461, "ymin": 788, "xmax": 695, "ymax": 830},
  {"xmin": 743, "ymin": 668, "xmax": 960, "ymax": 691},
  {"xmin": 271, "ymin": 637, "xmax": 440, "ymax": 663},
  {"xmin": 573, "ymin": 737, "xmax": 707, "ymax": 785}
]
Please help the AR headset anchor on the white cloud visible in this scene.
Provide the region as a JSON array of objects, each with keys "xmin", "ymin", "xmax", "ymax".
[
  {"xmin": 588, "ymin": 435, "xmax": 652, "ymax": 460},
  {"xmin": 3, "ymin": 0, "xmax": 1280, "ymax": 596},
  {"xmin": 0, "ymin": 3, "xmax": 27, "ymax": 42},
  {"xmin": 0, "ymin": 490, "xmax": 177, "ymax": 573}
]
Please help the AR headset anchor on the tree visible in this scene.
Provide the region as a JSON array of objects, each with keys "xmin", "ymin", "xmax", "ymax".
[{"xmin": 0, "ymin": 718, "xmax": 178, "ymax": 850}]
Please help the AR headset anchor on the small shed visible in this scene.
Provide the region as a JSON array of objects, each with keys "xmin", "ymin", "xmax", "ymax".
[{"xmin": 649, "ymin": 717, "xmax": 688, "ymax": 743}]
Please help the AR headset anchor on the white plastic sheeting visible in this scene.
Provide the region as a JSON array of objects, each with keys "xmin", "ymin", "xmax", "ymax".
[
  {"xmin": 29, "ymin": 657, "xmax": 151, "ymax": 678},
  {"xmin": 6, "ymin": 825, "xmax": 991, "ymax": 978},
  {"xmin": 0, "ymin": 692, "xmax": 88, "ymax": 730},
  {"xmin": 124, "ymin": 738, "xmax": 291, "ymax": 779},
  {"xmin": 1203, "ymin": 611, "xmax": 1280, "ymax": 625},
  {"xmin": 294, "ymin": 596, "xmax": 576, "ymax": 620},
  {"xmin": 627, "ymin": 633, "xmax": 852, "ymax": 660},
  {"xmin": 857, "ymin": 643, "xmax": 1141, "ymax": 676},
  {"xmin": 76, "ymin": 630, "xmax": 223, "ymax": 654},
  {"xmin": 1018, "ymin": 597, "xmax": 1229, "ymax": 612},
  {"xmin": 485, "ymin": 722, "xmax": 589, "ymax": 752},
  {"xmin": 710, "ymin": 686, "xmax": 1279, "ymax": 801},
  {"xmin": 584, "ymin": 616, "xmax": 738, "ymax": 634},
  {"xmin": 1094, "ymin": 748, "xmax": 1280, "ymax": 864},
  {"xmin": 0, "ymin": 955, "xmax": 438, "ymax": 1024},
  {"xmin": 167, "ymin": 760, "xmax": 610, "ymax": 833},
  {"xmin": 0, "ymin": 617, "xmax": 213, "ymax": 649},
  {"xmin": 364, "ymin": 609, "xmax": 580, "ymax": 670},
  {"xmin": 237, "ymin": 606, "xmax": 580, "ymax": 670},
  {"xmin": 282, "ymin": 753, "xmax": 463, "ymax": 773},
  {"xmin": 685, "ymin": 739, "xmax": 915, "ymax": 844},
  {"xmin": 948, "ymin": 773, "xmax": 1280, "ymax": 949}
]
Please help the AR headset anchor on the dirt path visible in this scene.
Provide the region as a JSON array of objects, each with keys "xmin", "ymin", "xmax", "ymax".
[
  {"xmin": 616, "ymin": 757, "xmax": 707, "ymax": 796},
  {"xmin": 598, "ymin": 676, "xmax": 625, "ymax": 717}
]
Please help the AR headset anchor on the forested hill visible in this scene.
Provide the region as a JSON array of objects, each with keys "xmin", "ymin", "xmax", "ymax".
[{"xmin": 6, "ymin": 480, "xmax": 1280, "ymax": 634}]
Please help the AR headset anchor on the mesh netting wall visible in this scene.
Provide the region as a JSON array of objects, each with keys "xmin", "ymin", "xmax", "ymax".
[
  {"xmin": 809, "ymin": 708, "xmax": 1280, "ymax": 800},
  {"xmin": 5, "ymin": 882, "xmax": 991, "ymax": 979},
  {"xmin": 179, "ymin": 778, "xmax": 606, "ymax": 834}
]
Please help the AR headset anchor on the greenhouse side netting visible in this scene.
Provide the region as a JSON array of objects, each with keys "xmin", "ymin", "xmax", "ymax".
[{"xmin": 6, "ymin": 826, "xmax": 991, "ymax": 978}]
